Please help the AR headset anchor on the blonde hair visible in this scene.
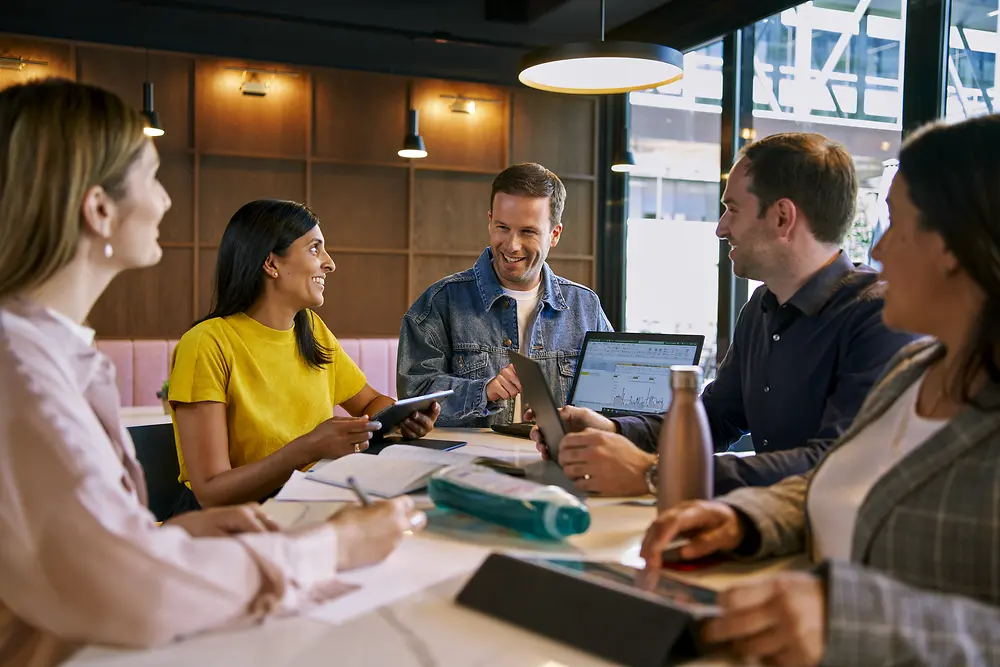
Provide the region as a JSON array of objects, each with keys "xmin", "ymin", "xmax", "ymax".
[{"xmin": 0, "ymin": 78, "xmax": 149, "ymax": 300}]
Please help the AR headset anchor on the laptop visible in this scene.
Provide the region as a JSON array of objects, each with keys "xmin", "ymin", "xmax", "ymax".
[{"xmin": 492, "ymin": 332, "xmax": 705, "ymax": 438}]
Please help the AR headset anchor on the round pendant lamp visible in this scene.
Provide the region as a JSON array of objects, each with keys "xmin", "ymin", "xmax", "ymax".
[{"xmin": 518, "ymin": 0, "xmax": 683, "ymax": 94}]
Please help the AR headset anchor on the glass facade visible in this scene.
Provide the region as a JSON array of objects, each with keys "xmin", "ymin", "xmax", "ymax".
[
  {"xmin": 946, "ymin": 0, "xmax": 999, "ymax": 121},
  {"xmin": 622, "ymin": 0, "xmax": 982, "ymax": 374},
  {"xmin": 624, "ymin": 42, "xmax": 724, "ymax": 380}
]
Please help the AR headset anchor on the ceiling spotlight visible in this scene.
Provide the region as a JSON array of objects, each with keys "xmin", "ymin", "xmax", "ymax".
[{"xmin": 517, "ymin": 0, "xmax": 683, "ymax": 94}]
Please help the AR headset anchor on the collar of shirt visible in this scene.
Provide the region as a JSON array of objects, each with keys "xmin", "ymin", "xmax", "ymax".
[
  {"xmin": 761, "ymin": 251, "xmax": 855, "ymax": 316},
  {"xmin": 473, "ymin": 247, "xmax": 568, "ymax": 313},
  {"xmin": 44, "ymin": 307, "xmax": 96, "ymax": 346}
]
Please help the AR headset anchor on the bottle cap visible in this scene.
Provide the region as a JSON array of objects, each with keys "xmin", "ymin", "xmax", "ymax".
[{"xmin": 670, "ymin": 365, "xmax": 703, "ymax": 390}]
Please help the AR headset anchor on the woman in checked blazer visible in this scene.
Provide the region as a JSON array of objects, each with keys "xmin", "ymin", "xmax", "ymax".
[{"xmin": 642, "ymin": 114, "xmax": 1000, "ymax": 667}]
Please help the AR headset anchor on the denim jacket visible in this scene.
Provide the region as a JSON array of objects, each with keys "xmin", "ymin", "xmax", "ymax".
[{"xmin": 397, "ymin": 248, "xmax": 613, "ymax": 427}]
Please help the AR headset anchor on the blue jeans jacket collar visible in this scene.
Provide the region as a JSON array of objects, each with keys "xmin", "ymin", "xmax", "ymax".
[{"xmin": 473, "ymin": 248, "xmax": 569, "ymax": 313}]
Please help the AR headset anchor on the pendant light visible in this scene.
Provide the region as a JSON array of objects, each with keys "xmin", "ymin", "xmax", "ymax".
[
  {"xmin": 611, "ymin": 129, "xmax": 635, "ymax": 172},
  {"xmin": 611, "ymin": 98, "xmax": 635, "ymax": 172},
  {"xmin": 398, "ymin": 84, "xmax": 427, "ymax": 159},
  {"xmin": 518, "ymin": 0, "xmax": 684, "ymax": 95},
  {"xmin": 142, "ymin": 49, "xmax": 164, "ymax": 137}
]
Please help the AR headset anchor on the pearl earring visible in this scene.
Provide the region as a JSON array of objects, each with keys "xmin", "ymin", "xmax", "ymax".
[{"xmin": 103, "ymin": 242, "xmax": 113, "ymax": 259}]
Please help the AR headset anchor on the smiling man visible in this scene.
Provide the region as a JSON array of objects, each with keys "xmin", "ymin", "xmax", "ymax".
[
  {"xmin": 397, "ymin": 162, "xmax": 612, "ymax": 427},
  {"xmin": 531, "ymin": 134, "xmax": 917, "ymax": 497}
]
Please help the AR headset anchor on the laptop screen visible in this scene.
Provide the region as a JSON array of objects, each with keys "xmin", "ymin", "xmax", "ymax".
[{"xmin": 568, "ymin": 333, "xmax": 704, "ymax": 418}]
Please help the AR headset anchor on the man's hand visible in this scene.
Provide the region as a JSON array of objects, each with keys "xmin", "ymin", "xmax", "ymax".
[
  {"xmin": 164, "ymin": 504, "xmax": 280, "ymax": 537},
  {"xmin": 529, "ymin": 406, "xmax": 617, "ymax": 460},
  {"xmin": 486, "ymin": 363, "xmax": 522, "ymax": 402},
  {"xmin": 556, "ymin": 428, "xmax": 655, "ymax": 496}
]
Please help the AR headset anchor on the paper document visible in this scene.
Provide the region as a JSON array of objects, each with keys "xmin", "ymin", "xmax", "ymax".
[
  {"xmin": 307, "ymin": 534, "xmax": 490, "ymax": 626},
  {"xmin": 275, "ymin": 471, "xmax": 358, "ymax": 502},
  {"xmin": 306, "ymin": 453, "xmax": 444, "ymax": 497}
]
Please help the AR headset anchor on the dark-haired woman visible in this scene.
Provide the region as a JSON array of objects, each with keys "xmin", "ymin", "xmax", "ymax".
[
  {"xmin": 642, "ymin": 115, "xmax": 1000, "ymax": 666},
  {"xmin": 169, "ymin": 199, "xmax": 440, "ymax": 512}
]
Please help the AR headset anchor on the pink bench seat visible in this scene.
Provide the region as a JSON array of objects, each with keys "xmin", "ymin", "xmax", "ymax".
[{"xmin": 96, "ymin": 337, "xmax": 399, "ymax": 409}]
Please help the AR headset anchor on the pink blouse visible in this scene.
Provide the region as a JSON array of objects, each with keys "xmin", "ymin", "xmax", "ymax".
[{"xmin": 0, "ymin": 300, "xmax": 342, "ymax": 667}]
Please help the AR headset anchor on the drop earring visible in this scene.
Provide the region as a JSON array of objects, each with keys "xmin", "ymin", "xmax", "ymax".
[{"xmin": 103, "ymin": 242, "xmax": 114, "ymax": 259}]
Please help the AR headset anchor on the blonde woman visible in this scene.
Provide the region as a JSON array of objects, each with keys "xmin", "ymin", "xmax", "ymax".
[{"xmin": 0, "ymin": 79, "xmax": 424, "ymax": 666}]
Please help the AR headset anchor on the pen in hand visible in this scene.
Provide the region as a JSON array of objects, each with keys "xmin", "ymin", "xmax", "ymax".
[{"xmin": 346, "ymin": 475, "xmax": 374, "ymax": 507}]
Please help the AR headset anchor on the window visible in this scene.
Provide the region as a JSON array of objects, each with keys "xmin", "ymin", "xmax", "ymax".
[
  {"xmin": 745, "ymin": 0, "xmax": 906, "ymax": 294},
  {"xmin": 946, "ymin": 0, "xmax": 999, "ymax": 121},
  {"xmin": 625, "ymin": 41, "xmax": 724, "ymax": 381}
]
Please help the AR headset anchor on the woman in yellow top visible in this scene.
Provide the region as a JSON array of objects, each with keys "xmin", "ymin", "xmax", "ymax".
[{"xmin": 169, "ymin": 199, "xmax": 440, "ymax": 513}]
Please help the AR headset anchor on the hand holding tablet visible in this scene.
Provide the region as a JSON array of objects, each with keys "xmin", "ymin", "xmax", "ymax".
[{"xmin": 370, "ymin": 390, "xmax": 454, "ymax": 440}]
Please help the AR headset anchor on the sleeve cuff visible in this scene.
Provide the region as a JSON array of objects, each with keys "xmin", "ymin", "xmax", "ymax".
[{"xmin": 237, "ymin": 523, "xmax": 338, "ymax": 594}]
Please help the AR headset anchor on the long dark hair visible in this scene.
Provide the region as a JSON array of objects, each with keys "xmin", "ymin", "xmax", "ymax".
[
  {"xmin": 898, "ymin": 115, "xmax": 1000, "ymax": 405},
  {"xmin": 199, "ymin": 199, "xmax": 332, "ymax": 369}
]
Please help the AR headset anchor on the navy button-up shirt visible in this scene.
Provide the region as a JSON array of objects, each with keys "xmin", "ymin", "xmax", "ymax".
[{"xmin": 617, "ymin": 252, "xmax": 918, "ymax": 490}]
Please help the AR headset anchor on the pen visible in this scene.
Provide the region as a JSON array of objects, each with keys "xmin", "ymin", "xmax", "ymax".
[{"xmin": 346, "ymin": 475, "xmax": 374, "ymax": 507}]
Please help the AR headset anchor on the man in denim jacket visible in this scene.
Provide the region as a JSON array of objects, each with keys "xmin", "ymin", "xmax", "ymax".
[{"xmin": 397, "ymin": 163, "xmax": 613, "ymax": 427}]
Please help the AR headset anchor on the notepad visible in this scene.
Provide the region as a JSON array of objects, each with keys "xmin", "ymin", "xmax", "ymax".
[{"xmin": 306, "ymin": 444, "xmax": 480, "ymax": 497}]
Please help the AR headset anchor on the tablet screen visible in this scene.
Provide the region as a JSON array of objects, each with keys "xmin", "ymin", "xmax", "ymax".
[{"xmin": 537, "ymin": 559, "xmax": 720, "ymax": 617}]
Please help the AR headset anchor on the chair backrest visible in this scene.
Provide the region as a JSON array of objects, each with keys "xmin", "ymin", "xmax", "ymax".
[
  {"xmin": 128, "ymin": 423, "xmax": 185, "ymax": 521},
  {"xmin": 98, "ymin": 337, "xmax": 399, "ymax": 409}
]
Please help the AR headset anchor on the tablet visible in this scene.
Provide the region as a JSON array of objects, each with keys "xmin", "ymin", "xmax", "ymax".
[
  {"xmin": 371, "ymin": 390, "xmax": 454, "ymax": 439},
  {"xmin": 508, "ymin": 352, "xmax": 565, "ymax": 461},
  {"xmin": 537, "ymin": 559, "xmax": 720, "ymax": 618}
]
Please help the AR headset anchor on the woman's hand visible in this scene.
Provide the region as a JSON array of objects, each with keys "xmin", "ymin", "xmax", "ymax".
[
  {"xmin": 330, "ymin": 496, "xmax": 427, "ymax": 571},
  {"xmin": 164, "ymin": 503, "xmax": 280, "ymax": 536},
  {"xmin": 640, "ymin": 500, "xmax": 745, "ymax": 568},
  {"xmin": 302, "ymin": 416, "xmax": 381, "ymax": 459},
  {"xmin": 399, "ymin": 401, "xmax": 441, "ymax": 440},
  {"xmin": 702, "ymin": 572, "xmax": 826, "ymax": 666}
]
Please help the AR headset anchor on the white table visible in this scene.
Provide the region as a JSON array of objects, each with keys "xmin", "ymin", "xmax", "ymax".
[
  {"xmin": 68, "ymin": 428, "xmax": 800, "ymax": 667},
  {"xmin": 120, "ymin": 405, "xmax": 172, "ymax": 428}
]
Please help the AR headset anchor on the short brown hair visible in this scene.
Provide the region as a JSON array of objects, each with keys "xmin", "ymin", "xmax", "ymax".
[
  {"xmin": 0, "ymin": 78, "xmax": 148, "ymax": 300},
  {"xmin": 490, "ymin": 162, "xmax": 566, "ymax": 227},
  {"xmin": 739, "ymin": 132, "xmax": 857, "ymax": 244}
]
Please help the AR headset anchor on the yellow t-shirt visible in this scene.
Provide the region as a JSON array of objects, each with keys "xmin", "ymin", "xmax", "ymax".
[{"xmin": 168, "ymin": 311, "xmax": 368, "ymax": 485}]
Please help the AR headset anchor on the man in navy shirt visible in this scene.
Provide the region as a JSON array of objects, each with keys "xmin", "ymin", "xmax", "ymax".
[{"xmin": 532, "ymin": 132, "xmax": 917, "ymax": 496}]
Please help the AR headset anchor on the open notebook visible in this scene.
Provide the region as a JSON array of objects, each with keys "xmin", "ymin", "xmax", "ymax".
[{"xmin": 306, "ymin": 444, "xmax": 486, "ymax": 498}]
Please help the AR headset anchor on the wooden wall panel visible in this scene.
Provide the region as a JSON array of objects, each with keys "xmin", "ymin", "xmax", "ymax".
[
  {"xmin": 549, "ymin": 179, "xmax": 595, "ymax": 257},
  {"xmin": 0, "ymin": 33, "xmax": 599, "ymax": 340},
  {"xmin": 90, "ymin": 249, "xmax": 194, "ymax": 337},
  {"xmin": 198, "ymin": 156, "xmax": 306, "ymax": 245},
  {"xmin": 198, "ymin": 248, "xmax": 218, "ymax": 319},
  {"xmin": 195, "ymin": 60, "xmax": 308, "ymax": 157},
  {"xmin": 410, "ymin": 255, "xmax": 475, "ymax": 303},
  {"xmin": 311, "ymin": 164, "xmax": 408, "ymax": 249},
  {"xmin": 313, "ymin": 69, "xmax": 407, "ymax": 163},
  {"xmin": 412, "ymin": 171, "xmax": 492, "ymax": 252},
  {"xmin": 412, "ymin": 79, "xmax": 508, "ymax": 172},
  {"xmin": 547, "ymin": 259, "xmax": 595, "ymax": 289},
  {"xmin": 77, "ymin": 46, "xmax": 193, "ymax": 151},
  {"xmin": 158, "ymin": 152, "xmax": 194, "ymax": 244},
  {"xmin": 512, "ymin": 90, "xmax": 596, "ymax": 176},
  {"xmin": 0, "ymin": 36, "xmax": 74, "ymax": 90},
  {"xmin": 314, "ymin": 254, "xmax": 408, "ymax": 337}
]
